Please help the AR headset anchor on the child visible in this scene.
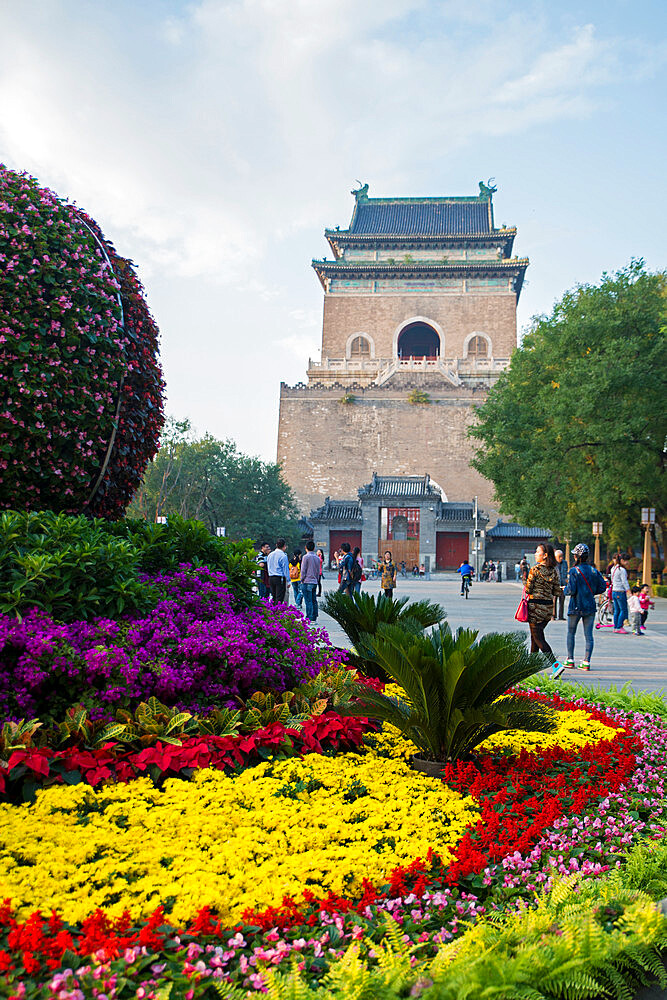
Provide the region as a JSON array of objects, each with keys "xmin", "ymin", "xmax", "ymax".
[
  {"xmin": 628, "ymin": 586, "xmax": 643, "ymax": 635},
  {"xmin": 639, "ymin": 584, "xmax": 655, "ymax": 631}
]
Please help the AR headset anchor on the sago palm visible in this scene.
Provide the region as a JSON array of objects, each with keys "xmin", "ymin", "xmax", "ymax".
[
  {"xmin": 341, "ymin": 623, "xmax": 557, "ymax": 762},
  {"xmin": 320, "ymin": 590, "xmax": 445, "ymax": 650}
]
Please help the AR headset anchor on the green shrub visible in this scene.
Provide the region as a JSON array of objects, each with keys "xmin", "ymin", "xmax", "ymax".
[
  {"xmin": 0, "ymin": 510, "xmax": 257, "ymax": 621},
  {"xmin": 98, "ymin": 514, "xmax": 256, "ymax": 605},
  {"xmin": 0, "ymin": 510, "xmax": 155, "ymax": 621},
  {"xmin": 653, "ymin": 584, "xmax": 667, "ymax": 598}
]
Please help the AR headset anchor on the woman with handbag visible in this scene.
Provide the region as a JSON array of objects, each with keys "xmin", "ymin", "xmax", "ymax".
[
  {"xmin": 524, "ymin": 543, "xmax": 564, "ymax": 678},
  {"xmin": 563, "ymin": 543, "xmax": 607, "ymax": 670}
]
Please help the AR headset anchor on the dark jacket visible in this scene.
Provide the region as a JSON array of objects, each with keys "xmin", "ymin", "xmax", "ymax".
[
  {"xmin": 556, "ymin": 558, "xmax": 569, "ymax": 585},
  {"xmin": 565, "ymin": 564, "xmax": 606, "ymax": 616}
]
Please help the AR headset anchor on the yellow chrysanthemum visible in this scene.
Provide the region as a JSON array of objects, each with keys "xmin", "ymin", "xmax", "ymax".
[{"xmin": 0, "ymin": 753, "xmax": 478, "ymax": 925}]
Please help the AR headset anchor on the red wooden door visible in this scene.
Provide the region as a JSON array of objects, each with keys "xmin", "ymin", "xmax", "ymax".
[
  {"xmin": 329, "ymin": 530, "xmax": 362, "ymax": 560},
  {"xmin": 435, "ymin": 532, "xmax": 469, "ymax": 570}
]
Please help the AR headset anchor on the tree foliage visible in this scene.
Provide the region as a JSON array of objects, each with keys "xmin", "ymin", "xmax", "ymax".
[
  {"xmin": 128, "ymin": 418, "xmax": 302, "ymax": 547},
  {"xmin": 0, "ymin": 164, "xmax": 164, "ymax": 518},
  {"xmin": 471, "ymin": 262, "xmax": 667, "ymax": 546}
]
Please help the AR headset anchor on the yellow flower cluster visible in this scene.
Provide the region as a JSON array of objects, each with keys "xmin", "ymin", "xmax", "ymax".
[
  {"xmin": 0, "ymin": 752, "xmax": 479, "ymax": 925},
  {"xmin": 478, "ymin": 708, "xmax": 619, "ymax": 753},
  {"xmin": 376, "ymin": 684, "xmax": 618, "ymax": 757}
]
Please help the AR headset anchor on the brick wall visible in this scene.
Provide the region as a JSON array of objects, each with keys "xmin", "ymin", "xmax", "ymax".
[
  {"xmin": 277, "ymin": 381, "xmax": 499, "ymax": 516},
  {"xmin": 321, "ymin": 291, "xmax": 517, "ymax": 359}
]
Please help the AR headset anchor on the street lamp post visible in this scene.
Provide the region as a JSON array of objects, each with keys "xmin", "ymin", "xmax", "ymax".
[
  {"xmin": 592, "ymin": 522, "xmax": 603, "ymax": 571},
  {"xmin": 565, "ymin": 535, "xmax": 571, "ymax": 567},
  {"xmin": 641, "ymin": 507, "xmax": 655, "ymax": 594}
]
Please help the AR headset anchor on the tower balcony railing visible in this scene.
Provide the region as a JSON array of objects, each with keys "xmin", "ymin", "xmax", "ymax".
[{"xmin": 307, "ymin": 357, "xmax": 384, "ymax": 372}]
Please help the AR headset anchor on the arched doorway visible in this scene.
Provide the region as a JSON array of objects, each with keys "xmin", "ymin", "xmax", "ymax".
[{"xmin": 397, "ymin": 322, "xmax": 440, "ymax": 359}]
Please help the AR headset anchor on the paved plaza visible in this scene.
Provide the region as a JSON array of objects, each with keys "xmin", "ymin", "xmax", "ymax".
[{"xmin": 316, "ymin": 574, "xmax": 667, "ymax": 694}]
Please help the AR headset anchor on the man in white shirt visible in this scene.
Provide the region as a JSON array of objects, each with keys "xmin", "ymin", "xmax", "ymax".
[{"xmin": 267, "ymin": 538, "xmax": 290, "ymax": 604}]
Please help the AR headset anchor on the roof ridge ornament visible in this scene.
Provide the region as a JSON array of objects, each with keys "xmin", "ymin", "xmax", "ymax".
[
  {"xmin": 478, "ymin": 178, "xmax": 497, "ymax": 199},
  {"xmin": 351, "ymin": 181, "xmax": 369, "ymax": 202}
]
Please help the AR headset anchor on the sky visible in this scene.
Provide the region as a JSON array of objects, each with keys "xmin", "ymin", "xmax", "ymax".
[{"xmin": 1, "ymin": 0, "xmax": 665, "ymax": 462}]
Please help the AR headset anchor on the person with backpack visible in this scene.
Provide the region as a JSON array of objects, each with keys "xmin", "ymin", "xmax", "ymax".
[
  {"xmin": 380, "ymin": 550, "xmax": 397, "ymax": 598},
  {"xmin": 289, "ymin": 550, "xmax": 303, "ymax": 608},
  {"xmin": 338, "ymin": 542, "xmax": 356, "ymax": 596},
  {"xmin": 562, "ymin": 543, "xmax": 607, "ymax": 671},
  {"xmin": 351, "ymin": 546, "xmax": 364, "ymax": 594}
]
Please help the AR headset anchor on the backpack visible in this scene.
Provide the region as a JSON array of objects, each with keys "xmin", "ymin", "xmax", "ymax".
[
  {"xmin": 289, "ymin": 561, "xmax": 301, "ymax": 581},
  {"xmin": 350, "ymin": 559, "xmax": 363, "ymax": 584}
]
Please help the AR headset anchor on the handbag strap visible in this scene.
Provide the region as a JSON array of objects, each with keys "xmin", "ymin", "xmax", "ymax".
[{"xmin": 576, "ymin": 566, "xmax": 595, "ymax": 597}]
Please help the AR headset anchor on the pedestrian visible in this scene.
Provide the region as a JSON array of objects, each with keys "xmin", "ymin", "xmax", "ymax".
[
  {"xmin": 267, "ymin": 538, "xmax": 290, "ymax": 604},
  {"xmin": 300, "ymin": 540, "xmax": 321, "ymax": 622},
  {"xmin": 562, "ymin": 543, "xmax": 606, "ymax": 671},
  {"xmin": 289, "ymin": 550, "xmax": 303, "ymax": 608},
  {"xmin": 639, "ymin": 584, "xmax": 654, "ymax": 631},
  {"xmin": 610, "ymin": 554, "xmax": 632, "ymax": 633},
  {"xmin": 514, "ymin": 561, "xmax": 521, "ymax": 582},
  {"xmin": 351, "ymin": 546, "xmax": 364, "ymax": 594},
  {"xmin": 520, "ymin": 556, "xmax": 529, "ymax": 583},
  {"xmin": 400, "ymin": 560, "xmax": 407, "ymax": 578},
  {"xmin": 481, "ymin": 560, "xmax": 489, "ymax": 582},
  {"xmin": 628, "ymin": 587, "xmax": 644, "ymax": 635},
  {"xmin": 338, "ymin": 542, "xmax": 356, "ymax": 596},
  {"xmin": 488, "ymin": 560, "xmax": 497, "ymax": 582},
  {"xmin": 316, "ymin": 549, "xmax": 324, "ymax": 597},
  {"xmin": 525, "ymin": 543, "xmax": 564, "ymax": 678},
  {"xmin": 381, "ymin": 550, "xmax": 397, "ymax": 598},
  {"xmin": 255, "ymin": 542, "xmax": 271, "ymax": 599},
  {"xmin": 552, "ymin": 549, "xmax": 568, "ymax": 620}
]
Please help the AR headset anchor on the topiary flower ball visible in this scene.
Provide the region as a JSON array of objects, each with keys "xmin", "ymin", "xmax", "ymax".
[{"xmin": 0, "ymin": 164, "xmax": 165, "ymax": 518}]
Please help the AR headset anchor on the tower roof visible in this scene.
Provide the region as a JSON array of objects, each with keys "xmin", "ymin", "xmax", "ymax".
[{"xmin": 350, "ymin": 198, "xmax": 492, "ymax": 236}]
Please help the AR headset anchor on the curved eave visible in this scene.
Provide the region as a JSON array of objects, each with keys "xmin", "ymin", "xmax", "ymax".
[
  {"xmin": 324, "ymin": 229, "xmax": 517, "ymax": 259},
  {"xmin": 312, "ymin": 258, "xmax": 529, "ymax": 298}
]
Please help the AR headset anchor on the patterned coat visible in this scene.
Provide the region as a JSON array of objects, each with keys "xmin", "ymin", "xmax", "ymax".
[{"xmin": 525, "ymin": 564, "xmax": 563, "ymax": 624}]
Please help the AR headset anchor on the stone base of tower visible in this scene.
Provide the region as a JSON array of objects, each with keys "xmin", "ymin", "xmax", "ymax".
[{"xmin": 277, "ymin": 378, "xmax": 497, "ymax": 516}]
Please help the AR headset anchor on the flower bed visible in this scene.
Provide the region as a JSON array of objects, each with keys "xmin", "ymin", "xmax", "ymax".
[
  {"xmin": 3, "ymin": 689, "xmax": 666, "ymax": 999},
  {"xmin": 0, "ymin": 568, "xmax": 345, "ymax": 720}
]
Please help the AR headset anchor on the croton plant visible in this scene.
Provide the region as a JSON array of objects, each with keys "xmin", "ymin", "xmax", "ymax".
[{"xmin": 0, "ymin": 163, "xmax": 164, "ymax": 517}]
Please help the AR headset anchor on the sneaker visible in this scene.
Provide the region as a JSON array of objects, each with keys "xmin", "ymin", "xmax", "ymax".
[
  {"xmin": 551, "ymin": 661, "xmax": 565, "ymax": 679},
  {"xmin": 613, "ymin": 628, "xmax": 628, "ymax": 634},
  {"xmin": 578, "ymin": 661, "xmax": 591, "ymax": 671},
  {"xmin": 563, "ymin": 659, "xmax": 575, "ymax": 669}
]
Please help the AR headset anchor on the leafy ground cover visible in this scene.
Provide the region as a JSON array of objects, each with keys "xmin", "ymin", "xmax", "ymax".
[{"xmin": 1, "ymin": 685, "xmax": 666, "ymax": 998}]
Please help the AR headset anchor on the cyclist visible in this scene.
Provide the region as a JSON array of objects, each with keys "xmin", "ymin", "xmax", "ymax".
[{"xmin": 457, "ymin": 559, "xmax": 475, "ymax": 596}]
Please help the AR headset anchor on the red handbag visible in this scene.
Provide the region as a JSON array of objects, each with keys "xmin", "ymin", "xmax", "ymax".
[{"xmin": 514, "ymin": 589, "xmax": 529, "ymax": 622}]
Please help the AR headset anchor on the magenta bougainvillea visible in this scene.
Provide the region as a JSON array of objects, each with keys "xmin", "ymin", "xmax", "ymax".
[{"xmin": 0, "ymin": 164, "xmax": 164, "ymax": 517}]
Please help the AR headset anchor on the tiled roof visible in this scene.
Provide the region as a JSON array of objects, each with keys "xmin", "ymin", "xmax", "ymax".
[
  {"xmin": 309, "ymin": 498, "xmax": 362, "ymax": 522},
  {"xmin": 487, "ymin": 522, "xmax": 551, "ymax": 539},
  {"xmin": 358, "ymin": 474, "xmax": 441, "ymax": 500},
  {"xmin": 436, "ymin": 504, "xmax": 477, "ymax": 522},
  {"xmin": 351, "ymin": 200, "xmax": 491, "ymax": 236}
]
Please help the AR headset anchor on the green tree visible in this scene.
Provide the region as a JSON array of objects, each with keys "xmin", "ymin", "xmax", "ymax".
[
  {"xmin": 127, "ymin": 418, "xmax": 302, "ymax": 548},
  {"xmin": 471, "ymin": 262, "xmax": 667, "ymax": 548}
]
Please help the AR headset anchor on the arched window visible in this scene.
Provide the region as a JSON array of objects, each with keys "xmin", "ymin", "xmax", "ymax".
[
  {"xmin": 397, "ymin": 322, "xmax": 440, "ymax": 359},
  {"xmin": 350, "ymin": 335, "xmax": 371, "ymax": 358},
  {"xmin": 467, "ymin": 335, "xmax": 488, "ymax": 359}
]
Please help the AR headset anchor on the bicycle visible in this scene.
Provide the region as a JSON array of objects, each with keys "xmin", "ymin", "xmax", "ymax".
[
  {"xmin": 461, "ymin": 575, "xmax": 471, "ymax": 599},
  {"xmin": 595, "ymin": 596, "xmax": 613, "ymax": 629}
]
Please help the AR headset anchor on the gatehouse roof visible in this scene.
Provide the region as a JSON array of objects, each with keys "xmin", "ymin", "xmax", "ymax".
[
  {"xmin": 309, "ymin": 498, "xmax": 362, "ymax": 522},
  {"xmin": 358, "ymin": 473, "xmax": 441, "ymax": 501},
  {"xmin": 486, "ymin": 521, "xmax": 551, "ymax": 539}
]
